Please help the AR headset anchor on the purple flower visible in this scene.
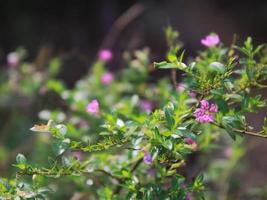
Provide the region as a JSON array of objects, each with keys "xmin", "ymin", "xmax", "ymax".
[
  {"xmin": 143, "ymin": 152, "xmax": 153, "ymax": 165},
  {"xmin": 101, "ymin": 72, "xmax": 114, "ymax": 85},
  {"xmin": 184, "ymin": 138, "xmax": 197, "ymax": 151},
  {"xmin": 7, "ymin": 52, "xmax": 20, "ymax": 68},
  {"xmin": 98, "ymin": 49, "xmax": 113, "ymax": 61},
  {"xmin": 194, "ymin": 100, "xmax": 218, "ymax": 123},
  {"xmin": 140, "ymin": 100, "xmax": 153, "ymax": 113},
  {"xmin": 201, "ymin": 34, "xmax": 220, "ymax": 47},
  {"xmin": 86, "ymin": 99, "xmax": 99, "ymax": 114}
]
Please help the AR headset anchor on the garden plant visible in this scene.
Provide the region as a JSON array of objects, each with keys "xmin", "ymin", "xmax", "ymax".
[{"xmin": 0, "ymin": 27, "xmax": 267, "ymax": 199}]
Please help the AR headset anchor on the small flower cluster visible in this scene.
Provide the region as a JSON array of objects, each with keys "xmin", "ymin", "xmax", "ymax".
[{"xmin": 194, "ymin": 100, "xmax": 217, "ymax": 123}]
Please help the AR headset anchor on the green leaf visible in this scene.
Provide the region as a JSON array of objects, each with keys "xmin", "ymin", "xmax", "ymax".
[
  {"xmin": 179, "ymin": 50, "xmax": 186, "ymax": 63},
  {"xmin": 225, "ymin": 94, "xmax": 243, "ymax": 102},
  {"xmin": 244, "ymin": 37, "xmax": 253, "ymax": 51},
  {"xmin": 0, "ymin": 178, "xmax": 11, "ymax": 191},
  {"xmin": 164, "ymin": 107, "xmax": 175, "ymax": 129},
  {"xmin": 16, "ymin": 154, "xmax": 27, "ymax": 164},
  {"xmin": 221, "ymin": 115, "xmax": 246, "ymax": 140},
  {"xmin": 153, "ymin": 127, "xmax": 162, "ymax": 142},
  {"xmin": 209, "ymin": 62, "xmax": 226, "ymax": 74},
  {"xmin": 154, "ymin": 61, "xmax": 178, "ymax": 69},
  {"xmin": 167, "ymin": 50, "xmax": 177, "ymax": 62},
  {"xmin": 163, "ymin": 140, "xmax": 173, "ymax": 150},
  {"xmin": 99, "ymin": 131, "xmax": 111, "ymax": 136},
  {"xmin": 263, "ymin": 117, "xmax": 267, "ymax": 135},
  {"xmin": 52, "ymin": 139, "xmax": 70, "ymax": 156},
  {"xmin": 55, "ymin": 124, "xmax": 67, "ymax": 136},
  {"xmin": 46, "ymin": 79, "xmax": 65, "ymax": 93},
  {"xmin": 254, "ymin": 44, "xmax": 265, "ymax": 55},
  {"xmin": 48, "ymin": 58, "xmax": 61, "ymax": 76}
]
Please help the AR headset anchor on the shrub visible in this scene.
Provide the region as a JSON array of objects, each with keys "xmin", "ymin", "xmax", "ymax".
[{"xmin": 1, "ymin": 27, "xmax": 267, "ymax": 199}]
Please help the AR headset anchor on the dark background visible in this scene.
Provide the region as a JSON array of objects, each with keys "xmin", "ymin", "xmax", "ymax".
[
  {"xmin": 1, "ymin": 0, "xmax": 267, "ymax": 63},
  {"xmin": 0, "ymin": 0, "xmax": 267, "ymax": 196}
]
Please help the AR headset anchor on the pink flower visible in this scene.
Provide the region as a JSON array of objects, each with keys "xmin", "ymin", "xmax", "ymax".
[
  {"xmin": 147, "ymin": 168, "xmax": 156, "ymax": 178},
  {"xmin": 98, "ymin": 49, "xmax": 113, "ymax": 61},
  {"xmin": 140, "ymin": 100, "xmax": 153, "ymax": 113},
  {"xmin": 223, "ymin": 147, "xmax": 232, "ymax": 158},
  {"xmin": 185, "ymin": 193, "xmax": 191, "ymax": 200},
  {"xmin": 189, "ymin": 91, "xmax": 197, "ymax": 98},
  {"xmin": 200, "ymin": 100, "xmax": 209, "ymax": 109},
  {"xmin": 201, "ymin": 34, "xmax": 220, "ymax": 47},
  {"xmin": 86, "ymin": 99, "xmax": 99, "ymax": 114},
  {"xmin": 7, "ymin": 52, "xmax": 20, "ymax": 67},
  {"xmin": 143, "ymin": 152, "xmax": 153, "ymax": 165},
  {"xmin": 72, "ymin": 151, "xmax": 84, "ymax": 161},
  {"xmin": 162, "ymin": 180, "xmax": 171, "ymax": 190},
  {"xmin": 39, "ymin": 86, "xmax": 48, "ymax": 95},
  {"xmin": 101, "ymin": 72, "xmax": 114, "ymax": 85},
  {"xmin": 209, "ymin": 103, "xmax": 218, "ymax": 113},
  {"xmin": 79, "ymin": 119, "xmax": 89, "ymax": 129},
  {"xmin": 184, "ymin": 138, "xmax": 197, "ymax": 151},
  {"xmin": 176, "ymin": 83, "xmax": 186, "ymax": 92},
  {"xmin": 194, "ymin": 100, "xmax": 218, "ymax": 123}
]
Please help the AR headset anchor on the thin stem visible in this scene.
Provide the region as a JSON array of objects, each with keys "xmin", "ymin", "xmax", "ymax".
[
  {"xmin": 95, "ymin": 169, "xmax": 122, "ymax": 181},
  {"xmin": 100, "ymin": 3, "xmax": 145, "ymax": 49},
  {"xmin": 212, "ymin": 122, "xmax": 267, "ymax": 138},
  {"xmin": 171, "ymin": 69, "xmax": 177, "ymax": 89},
  {"xmin": 113, "ymin": 158, "xmax": 143, "ymax": 195}
]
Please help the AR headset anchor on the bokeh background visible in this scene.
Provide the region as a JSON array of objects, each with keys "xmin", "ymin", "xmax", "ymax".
[{"xmin": 0, "ymin": 0, "xmax": 267, "ymax": 199}]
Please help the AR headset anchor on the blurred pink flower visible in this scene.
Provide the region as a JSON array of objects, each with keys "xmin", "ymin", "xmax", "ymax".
[
  {"xmin": 7, "ymin": 52, "xmax": 20, "ymax": 67},
  {"xmin": 176, "ymin": 83, "xmax": 186, "ymax": 92},
  {"xmin": 162, "ymin": 180, "xmax": 171, "ymax": 190},
  {"xmin": 98, "ymin": 49, "xmax": 113, "ymax": 61},
  {"xmin": 101, "ymin": 72, "xmax": 114, "ymax": 85},
  {"xmin": 200, "ymin": 100, "xmax": 209, "ymax": 109},
  {"xmin": 39, "ymin": 86, "xmax": 48, "ymax": 96},
  {"xmin": 209, "ymin": 103, "xmax": 218, "ymax": 113},
  {"xmin": 185, "ymin": 193, "xmax": 191, "ymax": 200},
  {"xmin": 194, "ymin": 100, "xmax": 218, "ymax": 123},
  {"xmin": 223, "ymin": 147, "xmax": 233, "ymax": 158},
  {"xmin": 140, "ymin": 100, "xmax": 153, "ymax": 113},
  {"xmin": 189, "ymin": 91, "xmax": 197, "ymax": 98},
  {"xmin": 147, "ymin": 168, "xmax": 156, "ymax": 178},
  {"xmin": 201, "ymin": 34, "xmax": 220, "ymax": 47},
  {"xmin": 86, "ymin": 99, "xmax": 99, "ymax": 114},
  {"xmin": 79, "ymin": 119, "xmax": 89, "ymax": 129},
  {"xmin": 72, "ymin": 151, "xmax": 84, "ymax": 161},
  {"xmin": 184, "ymin": 138, "xmax": 197, "ymax": 151}
]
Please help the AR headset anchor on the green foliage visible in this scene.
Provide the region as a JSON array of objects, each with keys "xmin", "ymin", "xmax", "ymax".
[{"xmin": 1, "ymin": 28, "xmax": 267, "ymax": 199}]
